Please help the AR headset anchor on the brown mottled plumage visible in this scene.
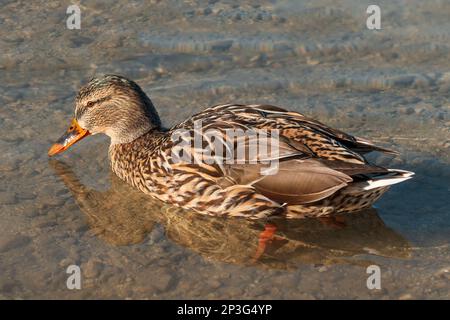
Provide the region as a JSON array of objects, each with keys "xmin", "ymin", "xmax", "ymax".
[{"xmin": 48, "ymin": 74, "xmax": 414, "ymax": 219}]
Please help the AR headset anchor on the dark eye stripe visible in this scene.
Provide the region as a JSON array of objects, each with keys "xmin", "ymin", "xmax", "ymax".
[
  {"xmin": 86, "ymin": 96, "xmax": 111, "ymax": 108},
  {"xmin": 75, "ymin": 95, "xmax": 111, "ymax": 119}
]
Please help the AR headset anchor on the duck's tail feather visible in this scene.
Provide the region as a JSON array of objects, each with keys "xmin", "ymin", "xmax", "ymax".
[
  {"xmin": 353, "ymin": 136, "xmax": 400, "ymax": 155},
  {"xmin": 360, "ymin": 169, "xmax": 414, "ymax": 191}
]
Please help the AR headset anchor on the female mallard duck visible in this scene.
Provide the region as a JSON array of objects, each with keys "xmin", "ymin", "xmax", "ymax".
[{"xmin": 48, "ymin": 75, "xmax": 413, "ymax": 219}]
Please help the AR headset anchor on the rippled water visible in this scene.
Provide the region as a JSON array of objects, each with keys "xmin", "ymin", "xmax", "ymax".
[{"xmin": 0, "ymin": 0, "xmax": 449, "ymax": 299}]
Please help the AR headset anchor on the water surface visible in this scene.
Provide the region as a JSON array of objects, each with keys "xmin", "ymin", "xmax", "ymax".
[{"xmin": 0, "ymin": 0, "xmax": 449, "ymax": 299}]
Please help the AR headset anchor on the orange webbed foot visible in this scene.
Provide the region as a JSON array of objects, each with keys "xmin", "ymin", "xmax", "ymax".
[{"xmin": 251, "ymin": 223, "xmax": 286, "ymax": 263}]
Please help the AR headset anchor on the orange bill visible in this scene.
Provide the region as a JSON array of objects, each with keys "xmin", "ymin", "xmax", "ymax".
[{"xmin": 48, "ymin": 119, "xmax": 90, "ymax": 156}]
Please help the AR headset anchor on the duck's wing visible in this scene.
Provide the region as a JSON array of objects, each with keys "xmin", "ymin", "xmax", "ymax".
[
  {"xmin": 167, "ymin": 103, "xmax": 400, "ymax": 205},
  {"xmin": 220, "ymin": 158, "xmax": 390, "ymax": 205},
  {"xmin": 180, "ymin": 104, "xmax": 397, "ymax": 164},
  {"xmin": 250, "ymin": 104, "xmax": 397, "ymax": 154}
]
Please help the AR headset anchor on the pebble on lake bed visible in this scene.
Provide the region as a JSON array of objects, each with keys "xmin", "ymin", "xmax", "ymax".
[
  {"xmin": 82, "ymin": 260, "xmax": 104, "ymax": 279},
  {"xmin": 0, "ymin": 235, "xmax": 31, "ymax": 253}
]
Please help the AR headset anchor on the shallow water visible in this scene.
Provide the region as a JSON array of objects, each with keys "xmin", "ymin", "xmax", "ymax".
[{"xmin": 0, "ymin": 0, "xmax": 449, "ymax": 299}]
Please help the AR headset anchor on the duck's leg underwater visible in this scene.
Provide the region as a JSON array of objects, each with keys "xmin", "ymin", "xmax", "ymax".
[
  {"xmin": 251, "ymin": 223, "xmax": 288, "ymax": 262},
  {"xmin": 252, "ymin": 224, "xmax": 277, "ymax": 263}
]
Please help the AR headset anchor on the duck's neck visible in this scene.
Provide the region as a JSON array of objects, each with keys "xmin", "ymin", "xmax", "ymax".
[
  {"xmin": 108, "ymin": 96, "xmax": 162, "ymax": 145},
  {"xmin": 108, "ymin": 129, "xmax": 166, "ymax": 190},
  {"xmin": 108, "ymin": 123, "xmax": 157, "ymax": 145}
]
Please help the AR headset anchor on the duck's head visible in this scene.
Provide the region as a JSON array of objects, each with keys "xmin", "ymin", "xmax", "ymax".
[{"xmin": 48, "ymin": 75, "xmax": 161, "ymax": 156}]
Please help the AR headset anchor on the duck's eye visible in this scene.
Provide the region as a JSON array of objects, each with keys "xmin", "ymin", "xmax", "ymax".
[{"xmin": 86, "ymin": 101, "xmax": 95, "ymax": 108}]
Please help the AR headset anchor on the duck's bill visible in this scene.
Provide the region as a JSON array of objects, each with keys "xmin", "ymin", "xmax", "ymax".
[{"xmin": 48, "ymin": 119, "xmax": 90, "ymax": 156}]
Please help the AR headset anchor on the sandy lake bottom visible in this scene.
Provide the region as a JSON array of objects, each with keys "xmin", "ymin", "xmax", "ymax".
[{"xmin": 0, "ymin": 0, "xmax": 449, "ymax": 299}]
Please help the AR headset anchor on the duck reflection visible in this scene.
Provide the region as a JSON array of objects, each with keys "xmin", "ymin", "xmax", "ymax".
[{"xmin": 50, "ymin": 160, "xmax": 411, "ymax": 269}]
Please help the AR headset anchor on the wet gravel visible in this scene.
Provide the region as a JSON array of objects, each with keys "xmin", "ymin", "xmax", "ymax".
[{"xmin": 0, "ymin": 0, "xmax": 449, "ymax": 299}]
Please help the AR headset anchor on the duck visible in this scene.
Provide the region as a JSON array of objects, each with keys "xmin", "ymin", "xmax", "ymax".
[{"xmin": 48, "ymin": 74, "xmax": 414, "ymax": 219}]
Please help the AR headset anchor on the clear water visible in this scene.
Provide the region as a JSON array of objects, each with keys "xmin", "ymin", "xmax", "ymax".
[{"xmin": 0, "ymin": 0, "xmax": 449, "ymax": 299}]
